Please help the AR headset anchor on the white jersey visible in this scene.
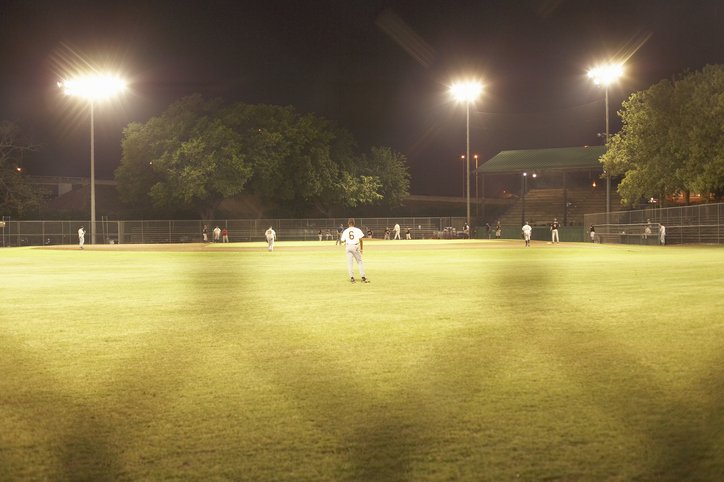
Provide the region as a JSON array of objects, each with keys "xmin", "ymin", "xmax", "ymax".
[
  {"xmin": 341, "ymin": 226, "xmax": 364, "ymax": 246},
  {"xmin": 265, "ymin": 228, "xmax": 276, "ymax": 240},
  {"xmin": 522, "ymin": 224, "xmax": 532, "ymax": 238},
  {"xmin": 78, "ymin": 228, "xmax": 85, "ymax": 239}
]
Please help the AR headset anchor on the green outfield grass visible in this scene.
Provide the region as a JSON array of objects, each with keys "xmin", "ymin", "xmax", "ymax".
[{"xmin": 1, "ymin": 240, "xmax": 723, "ymax": 481}]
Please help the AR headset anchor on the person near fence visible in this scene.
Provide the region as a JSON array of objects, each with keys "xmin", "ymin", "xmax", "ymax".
[
  {"xmin": 78, "ymin": 226, "xmax": 85, "ymax": 249},
  {"xmin": 405, "ymin": 227, "xmax": 412, "ymax": 240},
  {"xmin": 265, "ymin": 226, "xmax": 276, "ymax": 251},
  {"xmin": 643, "ymin": 223, "xmax": 651, "ymax": 240},
  {"xmin": 340, "ymin": 218, "xmax": 369, "ymax": 283},
  {"xmin": 318, "ymin": 229, "xmax": 323, "ymax": 241},
  {"xmin": 495, "ymin": 222, "xmax": 502, "ymax": 239},
  {"xmin": 550, "ymin": 218, "xmax": 560, "ymax": 243},
  {"xmin": 213, "ymin": 226, "xmax": 221, "ymax": 242},
  {"xmin": 659, "ymin": 224, "xmax": 666, "ymax": 245},
  {"xmin": 589, "ymin": 224, "xmax": 596, "ymax": 243},
  {"xmin": 336, "ymin": 224, "xmax": 344, "ymax": 246},
  {"xmin": 522, "ymin": 221, "xmax": 532, "ymax": 248},
  {"xmin": 393, "ymin": 223, "xmax": 401, "ymax": 240},
  {"xmin": 202, "ymin": 225, "xmax": 209, "ymax": 242},
  {"xmin": 222, "ymin": 227, "xmax": 229, "ymax": 243}
]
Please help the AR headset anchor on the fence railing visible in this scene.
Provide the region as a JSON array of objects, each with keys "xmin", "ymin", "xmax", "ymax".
[
  {"xmin": 0, "ymin": 217, "xmax": 471, "ymax": 246},
  {"xmin": 583, "ymin": 203, "xmax": 723, "ymax": 245}
]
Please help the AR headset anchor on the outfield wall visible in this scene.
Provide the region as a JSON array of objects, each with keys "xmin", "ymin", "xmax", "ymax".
[
  {"xmin": 584, "ymin": 202, "xmax": 724, "ymax": 245},
  {"xmin": 0, "ymin": 217, "xmax": 475, "ymax": 246}
]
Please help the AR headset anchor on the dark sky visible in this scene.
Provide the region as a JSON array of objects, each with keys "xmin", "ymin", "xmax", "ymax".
[{"xmin": 1, "ymin": 0, "xmax": 722, "ymax": 196}]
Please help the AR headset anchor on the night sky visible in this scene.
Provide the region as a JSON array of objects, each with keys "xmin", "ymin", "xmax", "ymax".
[{"xmin": 1, "ymin": 0, "xmax": 722, "ymax": 196}]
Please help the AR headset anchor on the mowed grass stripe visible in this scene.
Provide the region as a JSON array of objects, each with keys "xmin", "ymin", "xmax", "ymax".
[{"xmin": 0, "ymin": 242, "xmax": 722, "ymax": 481}]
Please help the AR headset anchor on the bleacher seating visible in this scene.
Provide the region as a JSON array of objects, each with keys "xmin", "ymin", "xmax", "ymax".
[{"xmin": 497, "ymin": 187, "xmax": 621, "ymax": 226}]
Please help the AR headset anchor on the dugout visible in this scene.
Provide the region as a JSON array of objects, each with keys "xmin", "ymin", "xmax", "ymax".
[{"xmin": 475, "ymin": 145, "xmax": 615, "ymax": 227}]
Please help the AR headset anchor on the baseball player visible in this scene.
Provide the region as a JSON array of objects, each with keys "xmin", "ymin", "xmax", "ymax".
[
  {"xmin": 265, "ymin": 226, "xmax": 276, "ymax": 251},
  {"xmin": 78, "ymin": 226, "xmax": 86, "ymax": 249},
  {"xmin": 522, "ymin": 221, "xmax": 532, "ymax": 247},
  {"xmin": 340, "ymin": 218, "xmax": 369, "ymax": 283}
]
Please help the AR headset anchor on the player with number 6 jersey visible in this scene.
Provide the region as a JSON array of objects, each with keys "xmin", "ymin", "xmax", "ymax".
[{"xmin": 340, "ymin": 218, "xmax": 369, "ymax": 283}]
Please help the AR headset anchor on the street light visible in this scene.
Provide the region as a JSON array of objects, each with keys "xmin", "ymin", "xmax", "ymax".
[
  {"xmin": 474, "ymin": 154, "xmax": 479, "ymax": 219},
  {"xmin": 587, "ymin": 63, "xmax": 623, "ymax": 215},
  {"xmin": 58, "ymin": 74, "xmax": 126, "ymax": 245},
  {"xmin": 450, "ymin": 80, "xmax": 483, "ymax": 228}
]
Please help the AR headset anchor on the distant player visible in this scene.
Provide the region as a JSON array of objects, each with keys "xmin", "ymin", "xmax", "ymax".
[
  {"xmin": 659, "ymin": 224, "xmax": 666, "ymax": 245},
  {"xmin": 522, "ymin": 221, "xmax": 532, "ymax": 247},
  {"xmin": 550, "ymin": 218, "xmax": 560, "ymax": 243},
  {"xmin": 265, "ymin": 226, "xmax": 276, "ymax": 251},
  {"xmin": 340, "ymin": 218, "xmax": 369, "ymax": 283},
  {"xmin": 393, "ymin": 223, "xmax": 401, "ymax": 240},
  {"xmin": 78, "ymin": 226, "xmax": 86, "ymax": 249},
  {"xmin": 589, "ymin": 224, "xmax": 596, "ymax": 243}
]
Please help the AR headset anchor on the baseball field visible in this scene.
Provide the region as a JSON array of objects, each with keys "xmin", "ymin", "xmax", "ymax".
[{"xmin": 1, "ymin": 239, "xmax": 722, "ymax": 481}]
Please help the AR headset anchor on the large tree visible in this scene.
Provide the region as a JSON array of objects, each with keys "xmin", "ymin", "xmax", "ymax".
[
  {"xmin": 116, "ymin": 95, "xmax": 409, "ymax": 218},
  {"xmin": 115, "ymin": 95, "xmax": 252, "ymax": 219},
  {"xmin": 601, "ymin": 64, "xmax": 724, "ymax": 206},
  {"xmin": 0, "ymin": 121, "xmax": 45, "ymax": 217}
]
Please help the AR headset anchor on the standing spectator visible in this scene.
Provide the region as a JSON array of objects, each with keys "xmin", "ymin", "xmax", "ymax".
[
  {"xmin": 495, "ymin": 221, "xmax": 502, "ymax": 239},
  {"xmin": 463, "ymin": 222, "xmax": 470, "ymax": 239},
  {"xmin": 340, "ymin": 218, "xmax": 369, "ymax": 283},
  {"xmin": 222, "ymin": 227, "xmax": 229, "ymax": 243},
  {"xmin": 522, "ymin": 221, "xmax": 532, "ymax": 248},
  {"xmin": 336, "ymin": 224, "xmax": 344, "ymax": 245},
  {"xmin": 78, "ymin": 226, "xmax": 86, "ymax": 249},
  {"xmin": 318, "ymin": 229, "xmax": 323, "ymax": 241},
  {"xmin": 405, "ymin": 227, "xmax": 412, "ymax": 240},
  {"xmin": 213, "ymin": 226, "xmax": 221, "ymax": 243},
  {"xmin": 393, "ymin": 223, "xmax": 401, "ymax": 240},
  {"xmin": 589, "ymin": 224, "xmax": 596, "ymax": 243},
  {"xmin": 265, "ymin": 226, "xmax": 276, "ymax": 251},
  {"xmin": 202, "ymin": 225, "xmax": 209, "ymax": 243},
  {"xmin": 659, "ymin": 224, "xmax": 666, "ymax": 245},
  {"xmin": 550, "ymin": 218, "xmax": 560, "ymax": 243}
]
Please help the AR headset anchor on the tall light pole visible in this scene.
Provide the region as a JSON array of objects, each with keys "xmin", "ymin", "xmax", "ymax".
[
  {"xmin": 474, "ymin": 154, "xmax": 479, "ymax": 220},
  {"xmin": 58, "ymin": 74, "xmax": 126, "ymax": 245},
  {"xmin": 450, "ymin": 80, "xmax": 483, "ymax": 228},
  {"xmin": 587, "ymin": 63, "xmax": 623, "ymax": 215}
]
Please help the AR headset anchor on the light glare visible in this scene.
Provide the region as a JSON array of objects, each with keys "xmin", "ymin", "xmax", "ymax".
[
  {"xmin": 58, "ymin": 74, "xmax": 127, "ymax": 101},
  {"xmin": 587, "ymin": 64, "xmax": 624, "ymax": 86},
  {"xmin": 450, "ymin": 81, "xmax": 483, "ymax": 103}
]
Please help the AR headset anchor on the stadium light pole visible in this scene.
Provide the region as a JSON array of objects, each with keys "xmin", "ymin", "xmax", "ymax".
[
  {"xmin": 474, "ymin": 154, "xmax": 479, "ymax": 220},
  {"xmin": 450, "ymin": 80, "xmax": 483, "ymax": 229},
  {"xmin": 587, "ymin": 63, "xmax": 623, "ymax": 216},
  {"xmin": 58, "ymin": 74, "xmax": 126, "ymax": 245}
]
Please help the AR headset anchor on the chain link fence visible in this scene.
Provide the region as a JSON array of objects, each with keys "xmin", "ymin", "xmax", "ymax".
[
  {"xmin": 583, "ymin": 203, "xmax": 723, "ymax": 245},
  {"xmin": 0, "ymin": 217, "xmax": 472, "ymax": 246}
]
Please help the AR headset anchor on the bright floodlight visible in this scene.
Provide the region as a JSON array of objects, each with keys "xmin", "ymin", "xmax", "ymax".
[
  {"xmin": 58, "ymin": 74, "xmax": 126, "ymax": 101},
  {"xmin": 587, "ymin": 64, "xmax": 624, "ymax": 86},
  {"xmin": 450, "ymin": 81, "xmax": 483, "ymax": 103}
]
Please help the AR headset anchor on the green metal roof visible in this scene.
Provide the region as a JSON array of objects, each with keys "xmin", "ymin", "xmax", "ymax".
[{"xmin": 477, "ymin": 146, "xmax": 606, "ymax": 173}]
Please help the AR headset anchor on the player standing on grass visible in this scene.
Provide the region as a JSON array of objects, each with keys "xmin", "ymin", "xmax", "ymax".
[
  {"xmin": 78, "ymin": 226, "xmax": 85, "ymax": 249},
  {"xmin": 341, "ymin": 218, "xmax": 369, "ymax": 283},
  {"xmin": 265, "ymin": 226, "xmax": 276, "ymax": 251},
  {"xmin": 550, "ymin": 218, "xmax": 560, "ymax": 243},
  {"xmin": 522, "ymin": 221, "xmax": 532, "ymax": 247}
]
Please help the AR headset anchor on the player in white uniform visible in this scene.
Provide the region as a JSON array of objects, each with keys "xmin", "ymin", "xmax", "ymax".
[
  {"xmin": 340, "ymin": 218, "xmax": 369, "ymax": 283},
  {"xmin": 78, "ymin": 226, "xmax": 86, "ymax": 249},
  {"xmin": 522, "ymin": 221, "xmax": 532, "ymax": 247},
  {"xmin": 265, "ymin": 226, "xmax": 276, "ymax": 251}
]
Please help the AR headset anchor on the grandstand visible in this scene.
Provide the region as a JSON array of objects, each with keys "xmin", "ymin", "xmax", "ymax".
[
  {"xmin": 477, "ymin": 146, "xmax": 615, "ymax": 226},
  {"xmin": 497, "ymin": 187, "xmax": 621, "ymax": 226}
]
